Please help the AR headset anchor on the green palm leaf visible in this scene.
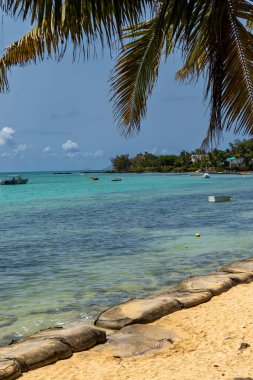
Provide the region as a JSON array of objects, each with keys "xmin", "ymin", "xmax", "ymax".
[
  {"xmin": 0, "ymin": 0, "xmax": 150, "ymax": 36},
  {"xmin": 110, "ymin": 19, "xmax": 167, "ymax": 136},
  {"xmin": 176, "ymin": 0, "xmax": 253, "ymax": 145},
  {"xmin": 0, "ymin": 22, "xmax": 61, "ymax": 92},
  {"xmin": 111, "ymin": 0, "xmax": 191, "ymax": 135},
  {"xmin": 0, "ymin": 0, "xmax": 151, "ymax": 92}
]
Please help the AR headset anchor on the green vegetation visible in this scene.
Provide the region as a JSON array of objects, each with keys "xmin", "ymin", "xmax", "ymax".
[
  {"xmin": 0, "ymin": 1, "xmax": 252, "ymax": 144},
  {"xmin": 110, "ymin": 139, "xmax": 253, "ymax": 173}
]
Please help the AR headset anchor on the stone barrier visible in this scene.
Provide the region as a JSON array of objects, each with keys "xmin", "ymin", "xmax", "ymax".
[
  {"xmin": 0, "ymin": 325, "xmax": 106, "ymax": 380},
  {"xmin": 1, "ymin": 256, "xmax": 253, "ymax": 379},
  {"xmin": 95, "ymin": 256, "xmax": 253, "ymax": 329},
  {"xmin": 94, "ymin": 297, "xmax": 181, "ymax": 330}
]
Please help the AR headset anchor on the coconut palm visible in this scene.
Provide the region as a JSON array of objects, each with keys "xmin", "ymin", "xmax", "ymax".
[{"xmin": 0, "ymin": 0, "xmax": 253, "ymax": 145}]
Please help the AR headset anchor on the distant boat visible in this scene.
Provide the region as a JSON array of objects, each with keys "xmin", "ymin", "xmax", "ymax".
[
  {"xmin": 53, "ymin": 172, "xmax": 73, "ymax": 175},
  {"xmin": 190, "ymin": 170, "xmax": 202, "ymax": 176},
  {"xmin": 0, "ymin": 175, "xmax": 28, "ymax": 185},
  {"xmin": 111, "ymin": 177, "xmax": 122, "ymax": 182},
  {"xmin": 89, "ymin": 177, "xmax": 99, "ymax": 181},
  {"xmin": 203, "ymin": 173, "xmax": 210, "ymax": 178},
  {"xmin": 208, "ymin": 195, "xmax": 232, "ymax": 202}
]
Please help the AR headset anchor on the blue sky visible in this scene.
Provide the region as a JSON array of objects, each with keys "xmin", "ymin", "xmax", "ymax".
[{"xmin": 0, "ymin": 15, "xmax": 243, "ymax": 172}]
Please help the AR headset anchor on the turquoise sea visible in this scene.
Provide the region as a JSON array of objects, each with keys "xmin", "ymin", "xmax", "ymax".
[{"xmin": 0, "ymin": 172, "xmax": 253, "ymax": 346}]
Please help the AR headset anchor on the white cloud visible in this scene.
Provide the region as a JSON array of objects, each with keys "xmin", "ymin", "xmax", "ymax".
[
  {"xmin": 15, "ymin": 144, "xmax": 28, "ymax": 153},
  {"xmin": 62, "ymin": 139, "xmax": 80, "ymax": 157},
  {"xmin": 1, "ymin": 152, "xmax": 11, "ymax": 157},
  {"xmin": 62, "ymin": 140, "xmax": 79, "ymax": 152},
  {"xmin": 1, "ymin": 144, "xmax": 31, "ymax": 159},
  {"xmin": 43, "ymin": 146, "xmax": 51, "ymax": 153},
  {"xmin": 12, "ymin": 144, "xmax": 31, "ymax": 157},
  {"xmin": 83, "ymin": 149, "xmax": 104, "ymax": 158},
  {"xmin": 93, "ymin": 149, "xmax": 104, "ymax": 157},
  {"xmin": 0, "ymin": 127, "xmax": 15, "ymax": 146}
]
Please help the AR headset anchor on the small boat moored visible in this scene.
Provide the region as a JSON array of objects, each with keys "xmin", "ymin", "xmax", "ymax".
[
  {"xmin": 208, "ymin": 195, "xmax": 232, "ymax": 203},
  {"xmin": 111, "ymin": 177, "xmax": 122, "ymax": 182},
  {"xmin": 0, "ymin": 175, "xmax": 28, "ymax": 185},
  {"xmin": 203, "ymin": 173, "xmax": 210, "ymax": 179},
  {"xmin": 89, "ymin": 177, "xmax": 99, "ymax": 181}
]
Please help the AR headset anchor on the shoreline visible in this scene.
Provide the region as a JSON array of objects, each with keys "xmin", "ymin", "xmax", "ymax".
[
  {"xmin": 1, "ymin": 256, "xmax": 253, "ymax": 379},
  {"xmin": 22, "ymin": 281, "xmax": 253, "ymax": 380}
]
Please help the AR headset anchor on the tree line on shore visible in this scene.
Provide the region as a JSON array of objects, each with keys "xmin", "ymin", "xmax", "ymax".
[{"xmin": 110, "ymin": 139, "xmax": 253, "ymax": 173}]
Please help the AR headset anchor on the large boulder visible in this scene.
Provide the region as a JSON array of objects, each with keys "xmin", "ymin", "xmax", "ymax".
[
  {"xmin": 0, "ymin": 359, "xmax": 21, "ymax": 380},
  {"xmin": 26, "ymin": 324, "xmax": 106, "ymax": 352},
  {"xmin": 173, "ymin": 273, "xmax": 235, "ymax": 296},
  {"xmin": 95, "ymin": 297, "xmax": 181, "ymax": 330}
]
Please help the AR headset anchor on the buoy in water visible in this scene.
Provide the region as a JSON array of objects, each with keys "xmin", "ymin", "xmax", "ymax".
[{"xmin": 195, "ymin": 233, "xmax": 201, "ymax": 238}]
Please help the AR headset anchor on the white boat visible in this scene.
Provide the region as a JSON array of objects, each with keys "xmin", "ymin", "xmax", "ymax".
[
  {"xmin": 208, "ymin": 195, "xmax": 232, "ymax": 203},
  {"xmin": 203, "ymin": 173, "xmax": 210, "ymax": 178},
  {"xmin": 190, "ymin": 171, "xmax": 202, "ymax": 176},
  {"xmin": 112, "ymin": 177, "xmax": 122, "ymax": 182}
]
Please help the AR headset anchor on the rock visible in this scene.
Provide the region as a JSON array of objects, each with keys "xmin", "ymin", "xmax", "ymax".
[
  {"xmin": 26, "ymin": 325, "xmax": 106, "ymax": 352},
  {"xmin": 220, "ymin": 258, "xmax": 253, "ymax": 274},
  {"xmin": 98, "ymin": 324, "xmax": 176, "ymax": 358},
  {"xmin": 174, "ymin": 273, "xmax": 235, "ymax": 296},
  {"xmin": 0, "ymin": 359, "xmax": 21, "ymax": 380},
  {"xmin": 95, "ymin": 297, "xmax": 181, "ymax": 330},
  {"xmin": 0, "ymin": 339, "xmax": 72, "ymax": 372},
  {"xmin": 239, "ymin": 342, "xmax": 250, "ymax": 350},
  {"xmin": 153, "ymin": 290, "xmax": 213, "ymax": 308}
]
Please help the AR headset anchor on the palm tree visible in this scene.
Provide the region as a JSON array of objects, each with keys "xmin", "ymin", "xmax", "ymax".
[{"xmin": 0, "ymin": 1, "xmax": 252, "ymax": 146}]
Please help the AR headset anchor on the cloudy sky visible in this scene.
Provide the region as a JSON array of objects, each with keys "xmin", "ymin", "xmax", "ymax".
[{"xmin": 0, "ymin": 15, "xmax": 243, "ymax": 172}]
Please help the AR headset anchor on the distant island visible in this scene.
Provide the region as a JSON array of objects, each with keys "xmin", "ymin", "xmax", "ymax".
[{"xmin": 110, "ymin": 139, "xmax": 253, "ymax": 173}]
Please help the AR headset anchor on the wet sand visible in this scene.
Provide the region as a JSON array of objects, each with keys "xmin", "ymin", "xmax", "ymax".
[{"xmin": 22, "ymin": 282, "xmax": 253, "ymax": 380}]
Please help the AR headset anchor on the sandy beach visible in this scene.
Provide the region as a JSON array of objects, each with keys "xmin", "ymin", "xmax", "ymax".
[{"xmin": 21, "ymin": 281, "xmax": 253, "ymax": 380}]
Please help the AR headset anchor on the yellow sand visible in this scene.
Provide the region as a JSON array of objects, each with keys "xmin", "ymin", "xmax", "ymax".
[{"xmin": 23, "ymin": 283, "xmax": 253, "ymax": 380}]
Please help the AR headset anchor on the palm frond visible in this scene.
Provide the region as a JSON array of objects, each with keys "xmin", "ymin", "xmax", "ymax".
[
  {"xmin": 174, "ymin": 0, "xmax": 253, "ymax": 146},
  {"xmin": 111, "ymin": 0, "xmax": 191, "ymax": 136},
  {"xmin": 0, "ymin": 0, "xmax": 152, "ymax": 92},
  {"xmin": 0, "ymin": 0, "xmax": 151, "ymax": 40},
  {"xmin": 0, "ymin": 20, "xmax": 66, "ymax": 92},
  {"xmin": 0, "ymin": 28, "xmax": 43, "ymax": 91},
  {"xmin": 110, "ymin": 19, "xmax": 166, "ymax": 136},
  {"xmin": 203, "ymin": 0, "xmax": 253, "ymax": 146}
]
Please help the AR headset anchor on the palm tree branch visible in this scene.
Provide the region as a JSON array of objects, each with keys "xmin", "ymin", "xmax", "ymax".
[
  {"xmin": 111, "ymin": 0, "xmax": 195, "ymax": 136},
  {"xmin": 202, "ymin": 0, "xmax": 253, "ymax": 146},
  {"xmin": 110, "ymin": 18, "xmax": 167, "ymax": 136},
  {"xmin": 0, "ymin": 0, "xmax": 151, "ymax": 37},
  {"xmin": 0, "ymin": 24, "xmax": 57, "ymax": 92}
]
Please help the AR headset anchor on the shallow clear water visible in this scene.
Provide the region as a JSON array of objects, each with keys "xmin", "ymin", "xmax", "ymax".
[{"xmin": 0, "ymin": 172, "xmax": 253, "ymax": 345}]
